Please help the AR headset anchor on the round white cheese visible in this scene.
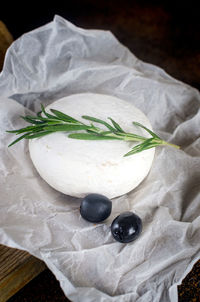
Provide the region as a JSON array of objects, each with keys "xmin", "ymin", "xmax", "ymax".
[{"xmin": 29, "ymin": 93, "xmax": 155, "ymax": 199}]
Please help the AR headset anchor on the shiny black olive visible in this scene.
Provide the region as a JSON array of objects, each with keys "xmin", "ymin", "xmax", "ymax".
[
  {"xmin": 111, "ymin": 211, "xmax": 142, "ymax": 243},
  {"xmin": 80, "ymin": 193, "xmax": 112, "ymax": 223}
]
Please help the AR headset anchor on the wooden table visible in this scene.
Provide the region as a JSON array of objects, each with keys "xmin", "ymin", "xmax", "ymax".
[
  {"xmin": 0, "ymin": 245, "xmax": 46, "ymax": 302},
  {"xmin": 1, "ymin": 2, "xmax": 200, "ymax": 300},
  {"xmin": 0, "ymin": 21, "xmax": 12, "ymax": 70}
]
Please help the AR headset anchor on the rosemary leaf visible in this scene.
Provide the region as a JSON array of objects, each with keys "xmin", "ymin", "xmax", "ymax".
[
  {"xmin": 82, "ymin": 115, "xmax": 116, "ymax": 132},
  {"xmin": 41, "ymin": 104, "xmax": 62, "ymax": 120},
  {"xmin": 43, "ymin": 124, "xmax": 90, "ymax": 132},
  {"xmin": 24, "ymin": 114, "xmax": 51, "ymax": 122},
  {"xmin": 133, "ymin": 121, "xmax": 161, "ymax": 139},
  {"xmin": 124, "ymin": 138, "xmax": 160, "ymax": 157},
  {"xmin": 121, "ymin": 132, "xmax": 146, "ymax": 141},
  {"xmin": 20, "ymin": 116, "xmax": 45, "ymax": 124},
  {"xmin": 6, "ymin": 125, "xmax": 45, "ymax": 134},
  {"xmin": 68, "ymin": 133, "xmax": 121, "ymax": 140},
  {"xmin": 50, "ymin": 109, "xmax": 79, "ymax": 123},
  {"xmin": 8, "ymin": 133, "xmax": 31, "ymax": 147},
  {"xmin": 25, "ymin": 131, "xmax": 53, "ymax": 139},
  {"xmin": 108, "ymin": 117, "xmax": 124, "ymax": 133}
]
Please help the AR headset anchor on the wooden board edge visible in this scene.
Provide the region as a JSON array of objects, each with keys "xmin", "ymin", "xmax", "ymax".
[{"xmin": 0, "ymin": 255, "xmax": 46, "ymax": 302}]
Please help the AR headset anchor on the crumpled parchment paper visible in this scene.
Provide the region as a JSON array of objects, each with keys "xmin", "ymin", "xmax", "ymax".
[{"xmin": 0, "ymin": 15, "xmax": 200, "ymax": 302}]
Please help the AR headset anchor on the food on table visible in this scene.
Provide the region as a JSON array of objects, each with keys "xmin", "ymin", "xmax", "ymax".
[
  {"xmin": 111, "ymin": 211, "xmax": 142, "ymax": 243},
  {"xmin": 27, "ymin": 93, "xmax": 155, "ymax": 198},
  {"xmin": 8, "ymin": 93, "xmax": 178, "ymax": 198},
  {"xmin": 6, "ymin": 92, "xmax": 179, "ymax": 243},
  {"xmin": 80, "ymin": 193, "xmax": 112, "ymax": 223}
]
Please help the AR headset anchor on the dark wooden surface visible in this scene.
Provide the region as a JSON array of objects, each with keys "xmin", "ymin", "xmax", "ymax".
[
  {"xmin": 0, "ymin": 245, "xmax": 46, "ymax": 302},
  {"xmin": 0, "ymin": 21, "xmax": 13, "ymax": 70},
  {"xmin": 1, "ymin": 1, "xmax": 200, "ymax": 301}
]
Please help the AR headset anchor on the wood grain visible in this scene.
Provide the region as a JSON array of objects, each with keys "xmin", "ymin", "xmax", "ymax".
[
  {"xmin": 0, "ymin": 21, "xmax": 13, "ymax": 70},
  {"xmin": 0, "ymin": 245, "xmax": 46, "ymax": 302}
]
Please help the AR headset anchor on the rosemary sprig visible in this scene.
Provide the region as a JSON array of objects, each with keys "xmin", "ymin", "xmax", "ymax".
[{"xmin": 7, "ymin": 104, "xmax": 180, "ymax": 156}]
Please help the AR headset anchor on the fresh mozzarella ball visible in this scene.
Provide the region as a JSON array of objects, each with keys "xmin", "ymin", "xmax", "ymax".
[{"xmin": 29, "ymin": 93, "xmax": 155, "ymax": 198}]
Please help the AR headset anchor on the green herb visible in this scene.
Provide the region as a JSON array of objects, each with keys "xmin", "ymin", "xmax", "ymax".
[{"xmin": 7, "ymin": 104, "xmax": 180, "ymax": 156}]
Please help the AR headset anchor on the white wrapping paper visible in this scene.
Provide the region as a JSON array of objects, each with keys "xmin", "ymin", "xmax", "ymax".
[{"xmin": 0, "ymin": 15, "xmax": 200, "ymax": 302}]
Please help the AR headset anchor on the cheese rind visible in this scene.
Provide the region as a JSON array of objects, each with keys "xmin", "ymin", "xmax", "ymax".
[{"xmin": 29, "ymin": 93, "xmax": 155, "ymax": 198}]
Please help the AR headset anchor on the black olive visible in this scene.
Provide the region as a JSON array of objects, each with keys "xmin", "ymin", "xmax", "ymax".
[
  {"xmin": 80, "ymin": 193, "xmax": 112, "ymax": 223},
  {"xmin": 111, "ymin": 212, "xmax": 142, "ymax": 243}
]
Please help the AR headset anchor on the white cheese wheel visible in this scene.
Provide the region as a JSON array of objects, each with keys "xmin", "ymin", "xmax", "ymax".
[{"xmin": 29, "ymin": 93, "xmax": 155, "ymax": 198}]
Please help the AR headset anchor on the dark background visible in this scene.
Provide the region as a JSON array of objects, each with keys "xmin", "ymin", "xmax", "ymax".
[
  {"xmin": 1, "ymin": 1, "xmax": 200, "ymax": 301},
  {"xmin": 1, "ymin": 0, "xmax": 200, "ymax": 90}
]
